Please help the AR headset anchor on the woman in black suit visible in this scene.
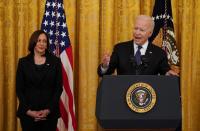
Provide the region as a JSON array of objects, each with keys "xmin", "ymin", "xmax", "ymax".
[{"xmin": 16, "ymin": 30, "xmax": 63, "ymax": 131}]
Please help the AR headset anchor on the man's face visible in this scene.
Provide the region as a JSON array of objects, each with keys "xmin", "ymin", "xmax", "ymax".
[{"xmin": 133, "ymin": 18, "xmax": 152, "ymax": 45}]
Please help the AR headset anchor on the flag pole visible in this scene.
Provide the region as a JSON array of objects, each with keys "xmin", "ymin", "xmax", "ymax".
[{"xmin": 55, "ymin": 0, "xmax": 60, "ymax": 57}]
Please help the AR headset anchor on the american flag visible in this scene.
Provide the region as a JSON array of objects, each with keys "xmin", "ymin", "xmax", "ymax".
[
  {"xmin": 41, "ymin": 0, "xmax": 77, "ymax": 131},
  {"xmin": 149, "ymin": 0, "xmax": 180, "ymax": 70}
]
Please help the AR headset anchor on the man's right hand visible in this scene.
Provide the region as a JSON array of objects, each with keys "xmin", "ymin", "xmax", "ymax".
[{"xmin": 102, "ymin": 53, "xmax": 110, "ymax": 68}]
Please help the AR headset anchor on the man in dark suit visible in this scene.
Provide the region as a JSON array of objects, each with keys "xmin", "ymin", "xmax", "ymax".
[{"xmin": 98, "ymin": 15, "xmax": 178, "ymax": 76}]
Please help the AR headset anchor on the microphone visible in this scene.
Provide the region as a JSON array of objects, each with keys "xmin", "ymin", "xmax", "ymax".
[
  {"xmin": 130, "ymin": 54, "xmax": 149, "ymax": 75},
  {"xmin": 129, "ymin": 54, "xmax": 136, "ymax": 67},
  {"xmin": 141, "ymin": 56, "xmax": 149, "ymax": 68},
  {"xmin": 129, "ymin": 54, "xmax": 149, "ymax": 69}
]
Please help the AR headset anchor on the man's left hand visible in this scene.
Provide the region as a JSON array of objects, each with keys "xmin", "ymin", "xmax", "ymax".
[{"xmin": 166, "ymin": 70, "xmax": 179, "ymax": 76}]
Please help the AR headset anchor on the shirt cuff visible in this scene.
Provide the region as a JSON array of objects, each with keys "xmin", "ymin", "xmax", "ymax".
[{"xmin": 101, "ymin": 64, "xmax": 108, "ymax": 74}]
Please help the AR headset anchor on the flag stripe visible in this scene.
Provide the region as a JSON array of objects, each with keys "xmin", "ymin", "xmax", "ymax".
[
  {"xmin": 60, "ymin": 75, "xmax": 74, "ymax": 131},
  {"xmin": 66, "ymin": 45, "xmax": 73, "ymax": 69},
  {"xmin": 59, "ymin": 99, "xmax": 69, "ymax": 129},
  {"xmin": 62, "ymin": 65, "xmax": 77, "ymax": 129},
  {"xmin": 57, "ymin": 118, "xmax": 68, "ymax": 131},
  {"xmin": 60, "ymin": 50, "xmax": 73, "ymax": 90}
]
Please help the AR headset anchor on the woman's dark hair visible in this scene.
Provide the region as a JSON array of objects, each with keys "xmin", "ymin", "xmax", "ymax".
[{"xmin": 28, "ymin": 30, "xmax": 50, "ymax": 53}]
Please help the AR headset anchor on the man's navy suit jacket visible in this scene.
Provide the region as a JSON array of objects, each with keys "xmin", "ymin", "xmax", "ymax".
[{"xmin": 98, "ymin": 40, "xmax": 170, "ymax": 76}]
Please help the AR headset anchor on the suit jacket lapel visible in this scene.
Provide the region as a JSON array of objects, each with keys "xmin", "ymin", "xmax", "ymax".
[
  {"xmin": 127, "ymin": 40, "xmax": 136, "ymax": 74},
  {"xmin": 127, "ymin": 40, "xmax": 134, "ymax": 55},
  {"xmin": 26, "ymin": 54, "xmax": 40, "ymax": 85},
  {"xmin": 138, "ymin": 42, "xmax": 153, "ymax": 74},
  {"xmin": 144, "ymin": 42, "xmax": 153, "ymax": 59},
  {"xmin": 26, "ymin": 53, "xmax": 51, "ymax": 87},
  {"xmin": 36, "ymin": 53, "xmax": 51, "ymax": 86}
]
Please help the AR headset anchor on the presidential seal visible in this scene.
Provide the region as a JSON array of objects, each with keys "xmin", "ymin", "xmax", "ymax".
[{"xmin": 126, "ymin": 82, "xmax": 156, "ymax": 113}]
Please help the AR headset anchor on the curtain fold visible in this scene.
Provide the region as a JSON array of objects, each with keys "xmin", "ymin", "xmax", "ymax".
[
  {"xmin": 181, "ymin": 0, "xmax": 200, "ymax": 131},
  {"xmin": 2, "ymin": 1, "xmax": 16, "ymax": 131},
  {"xmin": 76, "ymin": 1, "xmax": 100, "ymax": 130},
  {"xmin": 0, "ymin": 0, "xmax": 200, "ymax": 131}
]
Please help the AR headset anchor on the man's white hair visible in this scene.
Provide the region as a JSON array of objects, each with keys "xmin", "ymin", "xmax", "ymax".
[{"xmin": 136, "ymin": 15, "xmax": 155, "ymax": 34}]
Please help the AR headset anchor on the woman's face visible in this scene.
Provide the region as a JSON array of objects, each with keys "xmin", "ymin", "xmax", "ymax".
[{"xmin": 34, "ymin": 33, "xmax": 47, "ymax": 55}]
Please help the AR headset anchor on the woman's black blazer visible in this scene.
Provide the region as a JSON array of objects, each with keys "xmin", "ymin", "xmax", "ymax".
[{"xmin": 16, "ymin": 52, "xmax": 63, "ymax": 120}]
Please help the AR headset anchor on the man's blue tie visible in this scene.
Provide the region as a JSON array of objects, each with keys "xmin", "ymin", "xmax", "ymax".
[{"xmin": 135, "ymin": 45, "xmax": 142, "ymax": 65}]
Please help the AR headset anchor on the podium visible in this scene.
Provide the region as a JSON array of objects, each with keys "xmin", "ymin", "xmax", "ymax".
[{"xmin": 96, "ymin": 75, "xmax": 181, "ymax": 131}]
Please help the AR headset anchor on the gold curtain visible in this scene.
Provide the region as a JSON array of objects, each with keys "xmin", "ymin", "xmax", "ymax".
[
  {"xmin": 181, "ymin": 0, "xmax": 200, "ymax": 131},
  {"xmin": 0, "ymin": 0, "xmax": 200, "ymax": 131}
]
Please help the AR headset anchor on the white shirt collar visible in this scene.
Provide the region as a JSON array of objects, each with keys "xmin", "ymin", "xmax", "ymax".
[{"xmin": 133, "ymin": 41, "xmax": 149, "ymax": 55}]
